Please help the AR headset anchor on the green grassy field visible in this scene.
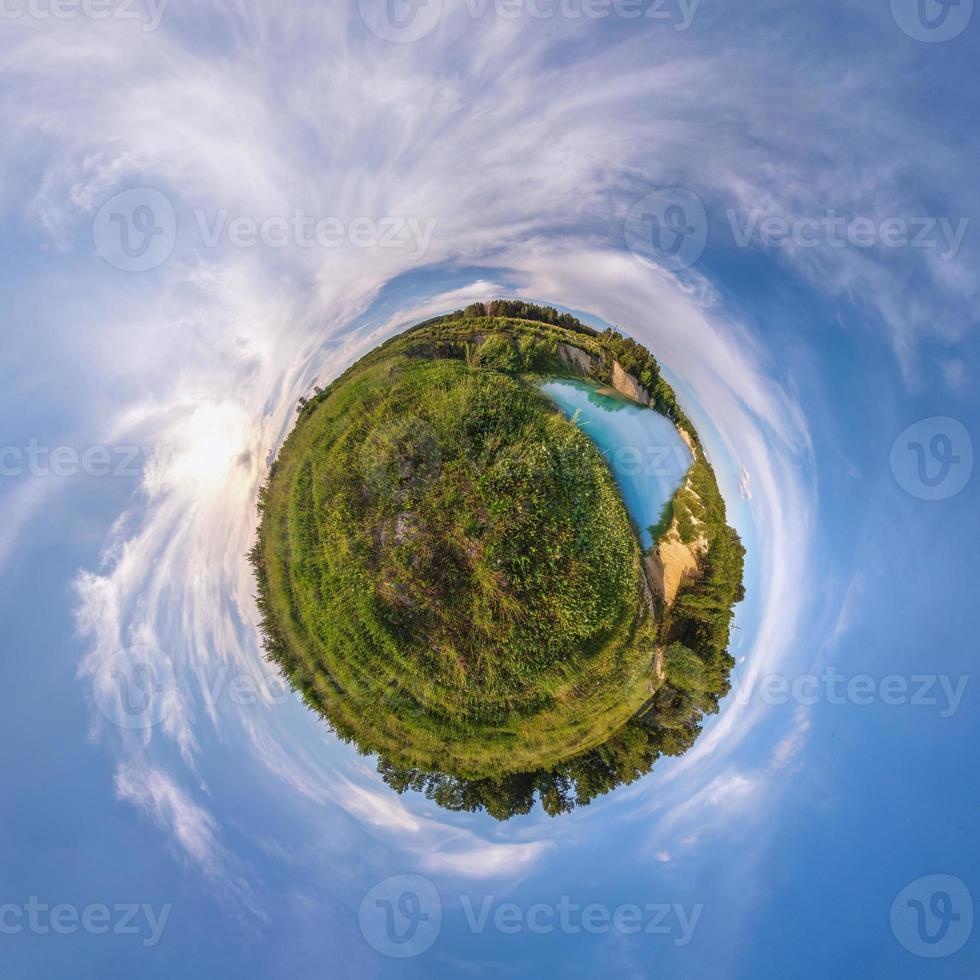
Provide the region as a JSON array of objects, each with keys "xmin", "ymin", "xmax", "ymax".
[{"xmin": 251, "ymin": 302, "xmax": 745, "ymax": 819}]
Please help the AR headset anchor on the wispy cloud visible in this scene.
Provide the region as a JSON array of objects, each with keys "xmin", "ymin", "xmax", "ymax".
[
  {"xmin": 770, "ymin": 706, "xmax": 813, "ymax": 773},
  {"xmin": 1, "ymin": 0, "xmax": 970, "ymax": 913},
  {"xmin": 423, "ymin": 841, "xmax": 552, "ymax": 880},
  {"xmin": 0, "ymin": 480, "xmax": 58, "ymax": 575},
  {"xmin": 114, "ymin": 763, "xmax": 220, "ymax": 871}
]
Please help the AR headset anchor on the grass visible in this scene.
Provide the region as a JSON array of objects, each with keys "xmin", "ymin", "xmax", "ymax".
[
  {"xmin": 251, "ymin": 302, "xmax": 745, "ymax": 819},
  {"xmin": 254, "ymin": 355, "xmax": 658, "ymax": 779}
]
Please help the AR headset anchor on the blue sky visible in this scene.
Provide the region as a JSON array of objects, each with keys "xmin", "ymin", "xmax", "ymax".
[{"xmin": 0, "ymin": 1, "xmax": 978, "ymax": 977}]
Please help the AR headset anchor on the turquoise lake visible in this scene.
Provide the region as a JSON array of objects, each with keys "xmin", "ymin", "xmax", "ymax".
[{"xmin": 539, "ymin": 378, "xmax": 693, "ymax": 548}]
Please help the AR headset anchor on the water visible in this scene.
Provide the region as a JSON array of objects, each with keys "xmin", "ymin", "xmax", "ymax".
[{"xmin": 539, "ymin": 378, "xmax": 693, "ymax": 548}]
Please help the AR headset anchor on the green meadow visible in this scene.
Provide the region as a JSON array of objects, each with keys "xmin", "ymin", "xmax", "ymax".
[{"xmin": 251, "ymin": 302, "xmax": 744, "ymax": 819}]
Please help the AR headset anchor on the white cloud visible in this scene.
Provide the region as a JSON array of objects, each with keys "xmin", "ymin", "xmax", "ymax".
[
  {"xmin": 0, "ymin": 0, "xmax": 969, "ymax": 909},
  {"xmin": 423, "ymin": 841, "xmax": 552, "ymax": 879},
  {"xmin": 656, "ymin": 773, "xmax": 760, "ymax": 839},
  {"xmin": 114, "ymin": 763, "xmax": 219, "ymax": 871},
  {"xmin": 770, "ymin": 706, "xmax": 813, "ymax": 773},
  {"xmin": 739, "ymin": 466, "xmax": 752, "ymax": 500},
  {"xmin": 341, "ymin": 781, "xmax": 425, "ymax": 835}
]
